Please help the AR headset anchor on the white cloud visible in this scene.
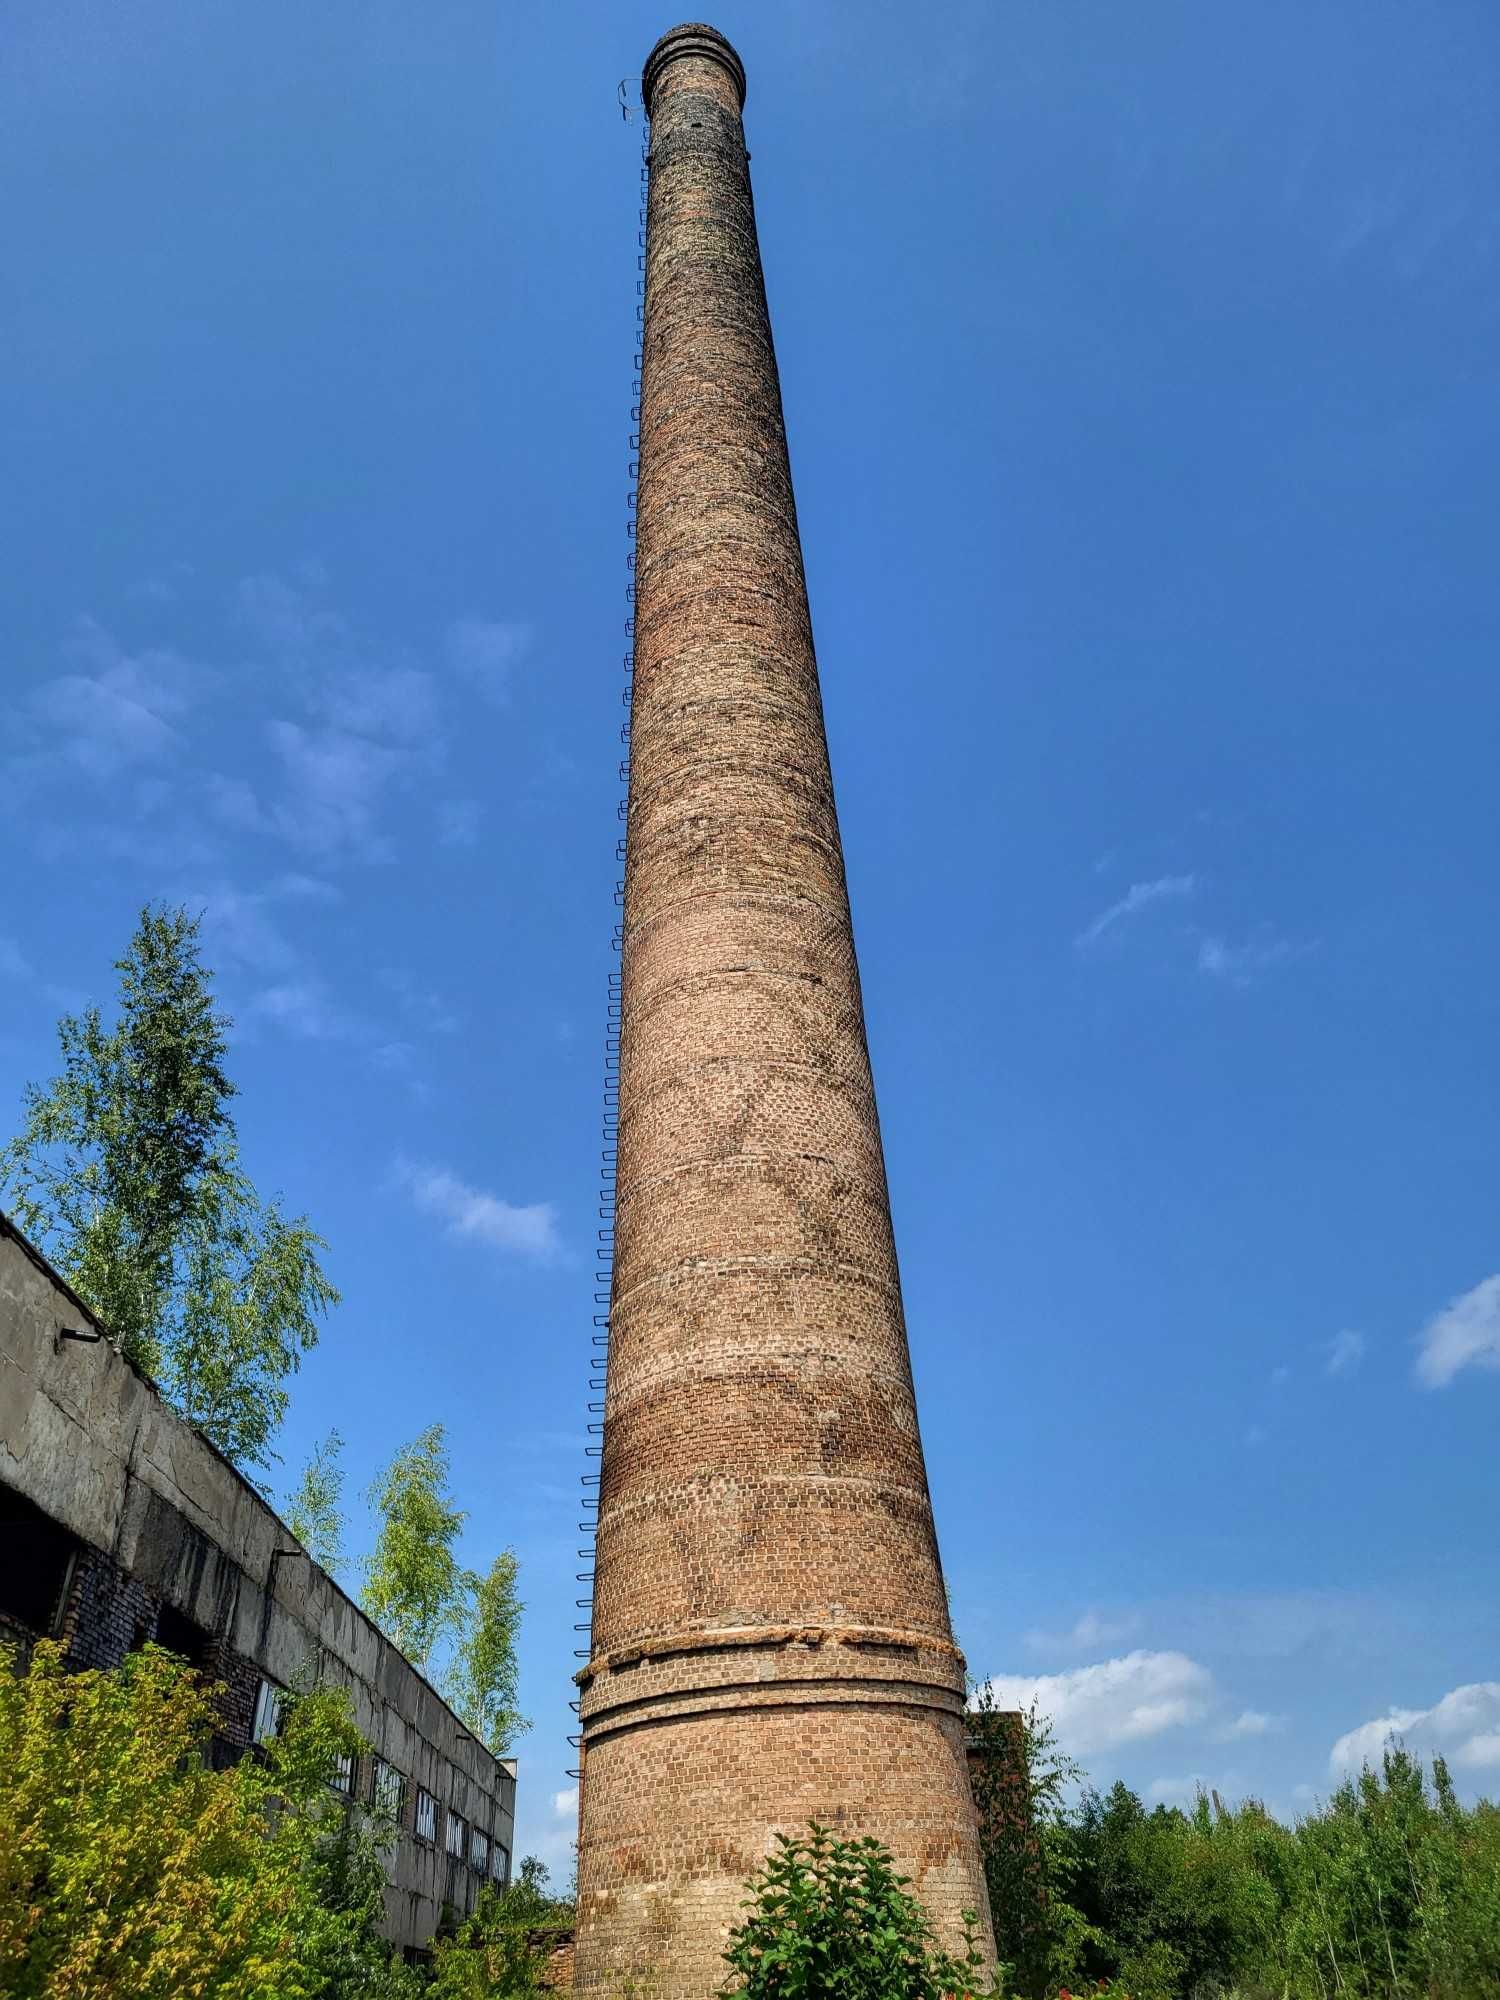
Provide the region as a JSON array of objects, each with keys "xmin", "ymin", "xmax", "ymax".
[
  {"xmin": 190, "ymin": 881, "xmax": 301, "ymax": 976},
  {"xmin": 394, "ymin": 1158, "xmax": 560, "ymax": 1260},
  {"xmin": 226, "ymin": 573, "xmax": 446, "ymax": 866},
  {"xmin": 1076, "ymin": 874, "xmax": 1197, "ymax": 950},
  {"xmin": 16, "ymin": 618, "xmax": 207, "ymax": 782},
  {"xmin": 1218, "ymin": 1709, "xmax": 1281, "ymax": 1741},
  {"xmin": 0, "ymin": 937, "xmax": 34, "ymax": 981},
  {"xmin": 1330, "ymin": 1683, "xmax": 1500, "ymax": 1777},
  {"xmin": 1197, "ymin": 931, "xmax": 1301, "ymax": 985},
  {"xmin": 235, "ymin": 568, "xmax": 349, "ymax": 660},
  {"xmin": 1024, "ymin": 1610, "xmax": 1140, "ymax": 1658},
  {"xmin": 311, "ymin": 665, "xmax": 439, "ymax": 747},
  {"xmin": 552, "ymin": 1786, "xmax": 579, "ymax": 1819},
  {"xmin": 245, "ymin": 979, "xmax": 362, "ymax": 1042},
  {"xmin": 1324, "ymin": 1329, "xmax": 1367, "ymax": 1378},
  {"xmin": 1415, "ymin": 1274, "xmax": 1500, "ymax": 1388},
  {"xmin": 262, "ymin": 720, "xmax": 408, "ymax": 863},
  {"xmin": 376, "ymin": 967, "xmax": 459, "ymax": 1037},
  {"xmin": 447, "ymin": 617, "xmax": 532, "ymax": 704},
  {"xmin": 975, "ymin": 1650, "xmax": 1214, "ymax": 1755}
]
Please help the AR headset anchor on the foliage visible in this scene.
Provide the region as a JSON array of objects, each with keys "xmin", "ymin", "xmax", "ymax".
[
  {"xmin": 449, "ymin": 1549, "xmax": 531, "ymax": 1756},
  {"xmin": 720, "ymin": 1822, "xmax": 993, "ymax": 2000},
  {"xmin": 427, "ymin": 1857, "xmax": 573, "ymax": 1998},
  {"xmin": 288, "ymin": 1428, "xmax": 348, "ymax": 1577},
  {"xmin": 0, "ymin": 905, "xmax": 337, "ymax": 1473},
  {"xmin": 971, "ymin": 1688, "xmax": 1099, "ymax": 1997},
  {"xmin": 976, "ymin": 1700, "xmax": 1500, "ymax": 2000},
  {"xmin": 361, "ymin": 1425, "xmax": 528, "ymax": 1758},
  {"xmin": 362, "ymin": 1424, "xmax": 472, "ymax": 1670},
  {"xmin": 0, "ymin": 1638, "xmax": 421, "ymax": 2000}
]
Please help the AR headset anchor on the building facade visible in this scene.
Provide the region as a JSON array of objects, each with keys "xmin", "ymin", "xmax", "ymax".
[
  {"xmin": 572, "ymin": 24, "xmax": 993, "ymax": 1994},
  {"xmin": 0, "ymin": 1210, "xmax": 515, "ymax": 1954}
]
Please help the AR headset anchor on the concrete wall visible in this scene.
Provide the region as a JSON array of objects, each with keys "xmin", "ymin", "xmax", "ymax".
[{"xmin": 0, "ymin": 1211, "xmax": 516, "ymax": 1952}]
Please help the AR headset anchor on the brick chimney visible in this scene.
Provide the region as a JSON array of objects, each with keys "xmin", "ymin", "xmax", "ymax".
[{"xmin": 572, "ymin": 26, "xmax": 993, "ymax": 1994}]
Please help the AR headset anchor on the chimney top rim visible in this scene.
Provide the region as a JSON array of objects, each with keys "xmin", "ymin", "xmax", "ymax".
[{"xmin": 643, "ymin": 23, "xmax": 747, "ymax": 117}]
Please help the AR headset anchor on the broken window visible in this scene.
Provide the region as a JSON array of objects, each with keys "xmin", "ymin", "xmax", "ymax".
[
  {"xmin": 330, "ymin": 1751, "xmax": 355, "ymax": 1796},
  {"xmin": 415, "ymin": 1788, "xmax": 438, "ymax": 1843},
  {"xmin": 490, "ymin": 1842, "xmax": 510, "ymax": 1884},
  {"xmin": 372, "ymin": 1756, "xmax": 405, "ymax": 1819},
  {"xmin": 251, "ymin": 1678, "xmax": 283, "ymax": 1746},
  {"xmin": 0, "ymin": 1486, "xmax": 78, "ymax": 1636},
  {"xmin": 470, "ymin": 1827, "xmax": 489, "ymax": 1875},
  {"xmin": 445, "ymin": 1809, "xmax": 467, "ymax": 1859},
  {"xmin": 154, "ymin": 1602, "xmax": 213, "ymax": 1669}
]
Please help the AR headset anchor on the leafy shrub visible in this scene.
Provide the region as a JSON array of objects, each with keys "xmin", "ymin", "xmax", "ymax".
[
  {"xmin": 428, "ymin": 1857, "xmax": 574, "ymax": 1998},
  {"xmin": 720, "ymin": 1822, "xmax": 992, "ymax": 2000},
  {"xmin": 0, "ymin": 1638, "xmax": 420, "ymax": 2000}
]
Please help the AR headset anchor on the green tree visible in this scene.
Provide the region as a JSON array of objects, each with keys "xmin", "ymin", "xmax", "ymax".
[
  {"xmin": 970, "ymin": 1686, "xmax": 1098, "ymax": 1997},
  {"xmin": 449, "ymin": 1549, "xmax": 530, "ymax": 1756},
  {"xmin": 362, "ymin": 1424, "xmax": 471, "ymax": 1670},
  {"xmin": 287, "ymin": 1429, "xmax": 347, "ymax": 1578},
  {"xmin": 427, "ymin": 1856, "xmax": 572, "ymax": 1998},
  {"xmin": 0, "ymin": 905, "xmax": 337, "ymax": 1474},
  {"xmin": 0, "ymin": 1638, "xmax": 421, "ymax": 2000},
  {"xmin": 720, "ymin": 1823, "xmax": 992, "ymax": 2000}
]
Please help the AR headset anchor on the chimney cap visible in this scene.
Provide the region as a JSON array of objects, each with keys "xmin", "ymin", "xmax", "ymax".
[{"xmin": 643, "ymin": 23, "xmax": 746, "ymax": 117}]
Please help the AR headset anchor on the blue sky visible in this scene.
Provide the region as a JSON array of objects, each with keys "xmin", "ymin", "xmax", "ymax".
[{"xmin": 4, "ymin": 0, "xmax": 1498, "ymax": 1869}]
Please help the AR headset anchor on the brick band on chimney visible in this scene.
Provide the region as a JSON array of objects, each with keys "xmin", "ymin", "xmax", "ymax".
[{"xmin": 572, "ymin": 25, "xmax": 994, "ymax": 1994}]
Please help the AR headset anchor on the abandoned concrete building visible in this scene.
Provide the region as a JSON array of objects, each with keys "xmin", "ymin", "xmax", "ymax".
[{"xmin": 0, "ymin": 1208, "xmax": 516, "ymax": 1953}]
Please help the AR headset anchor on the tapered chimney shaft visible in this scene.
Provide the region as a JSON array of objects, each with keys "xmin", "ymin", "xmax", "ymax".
[{"xmin": 573, "ymin": 26, "xmax": 993, "ymax": 1993}]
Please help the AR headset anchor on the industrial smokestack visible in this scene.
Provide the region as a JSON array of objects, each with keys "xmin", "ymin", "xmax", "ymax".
[{"xmin": 572, "ymin": 26, "xmax": 993, "ymax": 1993}]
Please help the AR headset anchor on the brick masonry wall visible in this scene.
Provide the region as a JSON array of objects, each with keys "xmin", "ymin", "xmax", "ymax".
[
  {"xmin": 57, "ymin": 1544, "xmax": 159, "ymax": 1673},
  {"xmin": 572, "ymin": 25, "xmax": 993, "ymax": 1996},
  {"xmin": 52, "ymin": 1541, "xmax": 261, "ymax": 1763}
]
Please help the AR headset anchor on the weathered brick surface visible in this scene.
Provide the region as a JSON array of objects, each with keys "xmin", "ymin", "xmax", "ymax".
[
  {"xmin": 572, "ymin": 25, "xmax": 992, "ymax": 1995},
  {"xmin": 58, "ymin": 1544, "xmax": 158, "ymax": 1672}
]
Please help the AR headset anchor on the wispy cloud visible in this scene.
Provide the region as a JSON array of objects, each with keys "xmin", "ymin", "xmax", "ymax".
[
  {"xmin": 1217, "ymin": 1709, "xmax": 1282, "ymax": 1741},
  {"xmin": 217, "ymin": 573, "xmax": 449, "ymax": 866},
  {"xmin": 446, "ymin": 617, "xmax": 532, "ymax": 706},
  {"xmin": 377, "ymin": 966, "xmax": 460, "ymax": 1037},
  {"xmin": 244, "ymin": 979, "xmax": 368, "ymax": 1043},
  {"xmin": 9, "ymin": 573, "xmax": 529, "ymax": 883},
  {"xmin": 259, "ymin": 720, "xmax": 410, "ymax": 864},
  {"xmin": 10, "ymin": 617, "xmax": 209, "ymax": 788},
  {"xmin": 0, "ymin": 937, "xmax": 35, "ymax": 982},
  {"xmin": 394, "ymin": 1158, "xmax": 560, "ymax": 1261},
  {"xmin": 975, "ymin": 1650, "xmax": 1215, "ymax": 1756},
  {"xmin": 1415, "ymin": 1274, "xmax": 1500, "ymax": 1388},
  {"xmin": 187, "ymin": 876, "xmax": 338, "ymax": 978},
  {"xmin": 1076, "ymin": 874, "xmax": 1197, "ymax": 950},
  {"xmin": 1323, "ymin": 1329, "xmax": 1367, "ymax": 1379},
  {"xmin": 1197, "ymin": 930, "xmax": 1305, "ymax": 986},
  {"xmin": 1330, "ymin": 1683, "xmax": 1500, "ymax": 1776},
  {"xmin": 1023, "ymin": 1610, "xmax": 1141, "ymax": 1659}
]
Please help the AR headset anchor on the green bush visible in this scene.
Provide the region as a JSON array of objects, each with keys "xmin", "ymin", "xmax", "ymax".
[
  {"xmin": 721, "ymin": 1822, "xmax": 992, "ymax": 2000},
  {"xmin": 0, "ymin": 1638, "xmax": 421, "ymax": 2000},
  {"xmin": 428, "ymin": 1858, "xmax": 574, "ymax": 1998}
]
